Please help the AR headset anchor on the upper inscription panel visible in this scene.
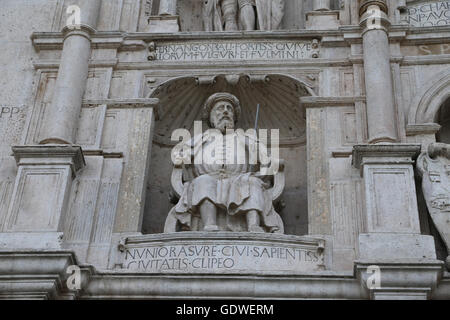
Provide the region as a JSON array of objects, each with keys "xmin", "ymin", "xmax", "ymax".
[
  {"xmin": 150, "ymin": 40, "xmax": 319, "ymax": 62},
  {"xmin": 402, "ymin": 1, "xmax": 450, "ymax": 27}
]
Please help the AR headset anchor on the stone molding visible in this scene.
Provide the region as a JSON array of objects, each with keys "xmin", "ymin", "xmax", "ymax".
[
  {"xmin": 352, "ymin": 144, "xmax": 421, "ymax": 169},
  {"xmin": 355, "ymin": 260, "xmax": 444, "ymax": 300},
  {"xmin": 29, "ymin": 27, "xmax": 450, "ymax": 54},
  {"xmin": 406, "ymin": 123, "xmax": 442, "ymax": 136},
  {"xmin": 0, "ymin": 250, "xmax": 447, "ymax": 299},
  {"xmin": 12, "ymin": 145, "xmax": 85, "ymax": 176},
  {"xmin": 0, "ymin": 250, "xmax": 93, "ymax": 300},
  {"xmin": 300, "ymin": 96, "xmax": 364, "ymax": 108}
]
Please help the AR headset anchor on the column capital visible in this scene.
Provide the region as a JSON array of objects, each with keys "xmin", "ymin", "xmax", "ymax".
[
  {"xmin": 359, "ymin": 0, "xmax": 388, "ymax": 17},
  {"xmin": 352, "ymin": 144, "xmax": 422, "ymax": 169},
  {"xmin": 11, "ymin": 145, "xmax": 85, "ymax": 177},
  {"xmin": 61, "ymin": 24, "xmax": 96, "ymax": 41},
  {"xmin": 359, "ymin": 3, "xmax": 391, "ymax": 34}
]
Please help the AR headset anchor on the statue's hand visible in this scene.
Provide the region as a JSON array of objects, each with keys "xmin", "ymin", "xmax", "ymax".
[{"xmin": 252, "ymin": 173, "xmax": 271, "ymax": 189}]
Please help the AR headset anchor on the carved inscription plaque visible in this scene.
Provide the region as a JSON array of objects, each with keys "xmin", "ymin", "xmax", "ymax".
[
  {"xmin": 154, "ymin": 40, "xmax": 317, "ymax": 61},
  {"xmin": 402, "ymin": 1, "xmax": 450, "ymax": 27},
  {"xmin": 120, "ymin": 233, "xmax": 325, "ymax": 274}
]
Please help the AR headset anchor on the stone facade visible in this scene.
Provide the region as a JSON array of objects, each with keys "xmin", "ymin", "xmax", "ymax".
[{"xmin": 0, "ymin": 0, "xmax": 449, "ymax": 299}]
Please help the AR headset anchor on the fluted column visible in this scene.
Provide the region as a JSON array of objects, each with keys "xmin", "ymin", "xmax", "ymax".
[
  {"xmin": 360, "ymin": 0, "xmax": 397, "ymax": 143},
  {"xmin": 40, "ymin": 0, "xmax": 102, "ymax": 144}
]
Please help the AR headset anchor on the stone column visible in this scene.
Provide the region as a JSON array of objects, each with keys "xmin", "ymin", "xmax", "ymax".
[
  {"xmin": 359, "ymin": 0, "xmax": 397, "ymax": 143},
  {"xmin": 0, "ymin": 1, "xmax": 100, "ymax": 249},
  {"xmin": 353, "ymin": 5, "xmax": 445, "ymax": 292},
  {"xmin": 39, "ymin": 0, "xmax": 102, "ymax": 144},
  {"xmin": 352, "ymin": 144, "xmax": 442, "ymax": 299},
  {"xmin": 148, "ymin": 0, "xmax": 180, "ymax": 32}
]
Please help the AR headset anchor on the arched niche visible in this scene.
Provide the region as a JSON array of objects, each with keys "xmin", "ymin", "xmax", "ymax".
[
  {"xmin": 408, "ymin": 68, "xmax": 450, "ymax": 125},
  {"xmin": 142, "ymin": 74, "xmax": 315, "ymax": 236},
  {"xmin": 436, "ymin": 97, "xmax": 450, "ymax": 143}
]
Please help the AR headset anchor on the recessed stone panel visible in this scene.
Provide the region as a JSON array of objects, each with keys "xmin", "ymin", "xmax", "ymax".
[{"xmin": 401, "ymin": 1, "xmax": 450, "ymax": 27}]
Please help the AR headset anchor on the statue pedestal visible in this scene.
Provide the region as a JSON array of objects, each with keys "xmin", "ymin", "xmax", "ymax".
[
  {"xmin": 306, "ymin": 11, "xmax": 340, "ymax": 30},
  {"xmin": 148, "ymin": 15, "xmax": 180, "ymax": 33},
  {"xmin": 115, "ymin": 232, "xmax": 328, "ymax": 275}
]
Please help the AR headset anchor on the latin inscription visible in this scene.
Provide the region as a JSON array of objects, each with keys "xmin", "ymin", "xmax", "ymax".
[
  {"xmin": 155, "ymin": 41, "xmax": 316, "ymax": 61},
  {"xmin": 401, "ymin": 43, "xmax": 450, "ymax": 56},
  {"xmin": 123, "ymin": 243, "xmax": 323, "ymax": 273},
  {"xmin": 0, "ymin": 106, "xmax": 21, "ymax": 119},
  {"xmin": 419, "ymin": 43, "xmax": 450, "ymax": 54},
  {"xmin": 0, "ymin": 105, "xmax": 28, "ymax": 151},
  {"xmin": 402, "ymin": 1, "xmax": 450, "ymax": 27}
]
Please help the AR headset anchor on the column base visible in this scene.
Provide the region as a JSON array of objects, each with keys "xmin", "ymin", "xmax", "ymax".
[{"xmin": 3, "ymin": 145, "xmax": 84, "ymax": 234}]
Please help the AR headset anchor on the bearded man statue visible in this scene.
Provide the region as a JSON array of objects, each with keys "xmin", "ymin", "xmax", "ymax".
[{"xmin": 168, "ymin": 93, "xmax": 284, "ymax": 234}]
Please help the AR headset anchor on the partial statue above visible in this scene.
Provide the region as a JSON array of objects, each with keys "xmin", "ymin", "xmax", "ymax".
[
  {"xmin": 203, "ymin": 0, "xmax": 285, "ymax": 31},
  {"xmin": 417, "ymin": 143, "xmax": 450, "ymax": 270},
  {"xmin": 165, "ymin": 92, "xmax": 285, "ymax": 234}
]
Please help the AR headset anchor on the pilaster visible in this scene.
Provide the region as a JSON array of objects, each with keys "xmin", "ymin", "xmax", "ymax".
[
  {"xmin": 352, "ymin": 144, "xmax": 442, "ymax": 299},
  {"xmin": 0, "ymin": 145, "xmax": 85, "ymax": 249}
]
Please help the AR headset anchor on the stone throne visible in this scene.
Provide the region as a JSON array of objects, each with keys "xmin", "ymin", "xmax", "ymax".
[{"xmin": 163, "ymin": 91, "xmax": 286, "ymax": 233}]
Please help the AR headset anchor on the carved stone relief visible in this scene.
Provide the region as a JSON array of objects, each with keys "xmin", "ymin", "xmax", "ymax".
[
  {"xmin": 202, "ymin": 0, "xmax": 285, "ymax": 31},
  {"xmin": 164, "ymin": 92, "xmax": 285, "ymax": 234},
  {"xmin": 417, "ymin": 143, "xmax": 450, "ymax": 269}
]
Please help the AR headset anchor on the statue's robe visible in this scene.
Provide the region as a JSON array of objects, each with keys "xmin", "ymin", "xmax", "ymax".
[
  {"xmin": 173, "ymin": 130, "xmax": 283, "ymax": 233},
  {"xmin": 203, "ymin": 0, "xmax": 239, "ymax": 31},
  {"xmin": 256, "ymin": 0, "xmax": 284, "ymax": 30},
  {"xmin": 238, "ymin": 0, "xmax": 284, "ymax": 30}
]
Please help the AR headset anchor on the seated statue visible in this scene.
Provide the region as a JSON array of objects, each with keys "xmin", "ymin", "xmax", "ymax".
[{"xmin": 165, "ymin": 92, "xmax": 285, "ymax": 233}]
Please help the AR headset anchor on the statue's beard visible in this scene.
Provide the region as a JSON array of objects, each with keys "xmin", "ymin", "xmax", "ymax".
[{"xmin": 214, "ymin": 118, "xmax": 234, "ymax": 132}]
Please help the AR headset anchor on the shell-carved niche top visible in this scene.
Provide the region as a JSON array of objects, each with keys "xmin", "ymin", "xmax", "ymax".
[{"xmin": 148, "ymin": 74, "xmax": 316, "ymax": 147}]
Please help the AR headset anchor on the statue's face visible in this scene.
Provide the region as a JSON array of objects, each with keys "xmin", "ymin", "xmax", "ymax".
[{"xmin": 210, "ymin": 100, "xmax": 235, "ymax": 132}]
